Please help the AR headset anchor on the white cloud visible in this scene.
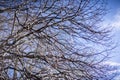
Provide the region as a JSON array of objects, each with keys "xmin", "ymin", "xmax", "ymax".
[
  {"xmin": 104, "ymin": 61, "xmax": 120, "ymax": 66},
  {"xmin": 103, "ymin": 61, "xmax": 120, "ymax": 76}
]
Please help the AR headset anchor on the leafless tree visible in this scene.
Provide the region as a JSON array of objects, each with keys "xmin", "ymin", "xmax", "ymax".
[{"xmin": 0, "ymin": 0, "xmax": 117, "ymax": 80}]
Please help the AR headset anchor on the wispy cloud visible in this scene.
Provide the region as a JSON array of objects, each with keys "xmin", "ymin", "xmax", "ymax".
[
  {"xmin": 111, "ymin": 9, "xmax": 120, "ymax": 28},
  {"xmin": 102, "ymin": 8, "xmax": 120, "ymax": 29}
]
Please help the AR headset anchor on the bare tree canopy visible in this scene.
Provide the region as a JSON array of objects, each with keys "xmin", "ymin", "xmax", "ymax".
[{"xmin": 0, "ymin": 0, "xmax": 117, "ymax": 80}]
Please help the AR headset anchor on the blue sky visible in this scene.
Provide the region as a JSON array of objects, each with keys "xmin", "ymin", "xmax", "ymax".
[{"xmin": 103, "ymin": 0, "xmax": 120, "ymax": 65}]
